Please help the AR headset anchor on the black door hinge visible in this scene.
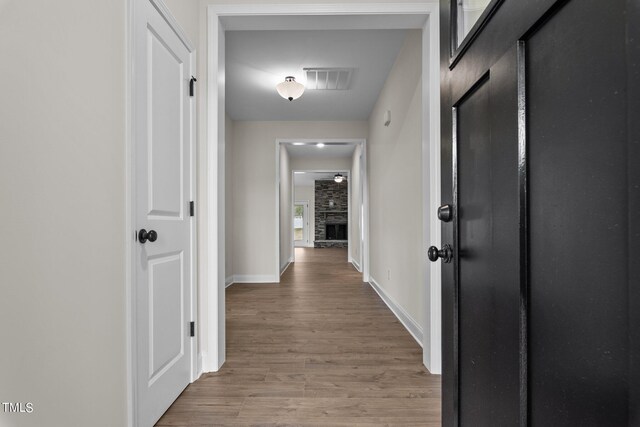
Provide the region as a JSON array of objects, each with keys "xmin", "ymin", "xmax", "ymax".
[
  {"xmin": 189, "ymin": 76, "xmax": 197, "ymax": 97},
  {"xmin": 189, "ymin": 201, "xmax": 195, "ymax": 217},
  {"xmin": 190, "ymin": 321, "xmax": 195, "ymax": 337}
]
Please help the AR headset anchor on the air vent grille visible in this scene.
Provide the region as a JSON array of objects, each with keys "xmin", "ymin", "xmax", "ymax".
[{"xmin": 304, "ymin": 68, "xmax": 353, "ymax": 90}]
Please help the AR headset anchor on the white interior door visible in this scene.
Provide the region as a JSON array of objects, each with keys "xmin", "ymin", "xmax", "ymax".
[
  {"xmin": 294, "ymin": 201, "xmax": 309, "ymax": 247},
  {"xmin": 134, "ymin": 1, "xmax": 193, "ymax": 425}
]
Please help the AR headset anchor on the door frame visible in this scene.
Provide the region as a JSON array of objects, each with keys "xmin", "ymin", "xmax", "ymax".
[
  {"xmin": 203, "ymin": 2, "xmax": 442, "ymax": 375},
  {"xmin": 293, "ymin": 200, "xmax": 310, "ymax": 248},
  {"xmin": 286, "ymin": 163, "xmax": 359, "ymax": 268},
  {"xmin": 277, "ymin": 138, "xmax": 363, "ymax": 277},
  {"xmin": 126, "ymin": 0, "xmax": 198, "ymax": 425}
]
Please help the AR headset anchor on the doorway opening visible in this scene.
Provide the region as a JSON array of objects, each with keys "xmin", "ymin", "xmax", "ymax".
[
  {"xmin": 203, "ymin": 2, "xmax": 442, "ymax": 380},
  {"xmin": 276, "ymin": 139, "xmax": 367, "ymax": 276}
]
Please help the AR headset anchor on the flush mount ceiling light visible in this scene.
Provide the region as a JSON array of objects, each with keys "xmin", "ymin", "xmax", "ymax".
[
  {"xmin": 334, "ymin": 173, "xmax": 344, "ymax": 183},
  {"xmin": 276, "ymin": 76, "xmax": 305, "ymax": 101}
]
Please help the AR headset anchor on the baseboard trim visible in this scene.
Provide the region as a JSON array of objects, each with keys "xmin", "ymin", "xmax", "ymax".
[
  {"xmin": 368, "ymin": 277, "xmax": 423, "ymax": 347},
  {"xmin": 233, "ymin": 274, "xmax": 278, "ymax": 283},
  {"xmin": 351, "ymin": 259, "xmax": 362, "ymax": 272},
  {"xmin": 196, "ymin": 352, "xmax": 204, "ymax": 379},
  {"xmin": 225, "ymin": 276, "xmax": 234, "ymax": 288},
  {"xmin": 280, "ymin": 257, "xmax": 293, "ymax": 276}
]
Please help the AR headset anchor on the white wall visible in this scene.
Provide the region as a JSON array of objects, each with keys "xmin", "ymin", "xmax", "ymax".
[
  {"xmin": 279, "ymin": 146, "xmax": 293, "ymax": 272},
  {"xmin": 293, "ymin": 185, "xmax": 315, "ymax": 247},
  {"xmin": 228, "ymin": 121, "xmax": 367, "ymax": 280},
  {"xmin": 0, "ymin": 1, "xmax": 127, "ymax": 426},
  {"xmin": 290, "ymin": 156, "xmax": 352, "ymax": 171},
  {"xmin": 368, "ymin": 31, "xmax": 424, "ymax": 333}
]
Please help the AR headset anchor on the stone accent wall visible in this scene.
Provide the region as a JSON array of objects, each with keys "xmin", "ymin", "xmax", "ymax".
[{"xmin": 314, "ymin": 179, "xmax": 348, "ymax": 248}]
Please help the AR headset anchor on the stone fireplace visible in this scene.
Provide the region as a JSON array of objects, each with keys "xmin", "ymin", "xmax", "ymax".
[{"xmin": 314, "ymin": 179, "xmax": 348, "ymax": 248}]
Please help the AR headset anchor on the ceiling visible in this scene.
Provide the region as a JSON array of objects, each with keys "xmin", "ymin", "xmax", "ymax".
[
  {"xmin": 225, "ymin": 29, "xmax": 408, "ymax": 121},
  {"xmin": 286, "ymin": 142, "xmax": 356, "ymax": 159},
  {"xmin": 294, "ymin": 171, "xmax": 349, "ymax": 187}
]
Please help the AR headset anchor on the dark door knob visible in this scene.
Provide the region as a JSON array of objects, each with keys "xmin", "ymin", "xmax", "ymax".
[
  {"xmin": 428, "ymin": 244, "xmax": 453, "ymax": 263},
  {"xmin": 138, "ymin": 229, "xmax": 158, "ymax": 243},
  {"xmin": 437, "ymin": 204, "xmax": 453, "ymax": 222}
]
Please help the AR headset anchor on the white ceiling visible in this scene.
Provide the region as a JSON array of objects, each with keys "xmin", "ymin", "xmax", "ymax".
[
  {"xmin": 286, "ymin": 142, "xmax": 356, "ymax": 159},
  {"xmin": 294, "ymin": 171, "xmax": 349, "ymax": 187},
  {"xmin": 225, "ymin": 29, "xmax": 408, "ymax": 121}
]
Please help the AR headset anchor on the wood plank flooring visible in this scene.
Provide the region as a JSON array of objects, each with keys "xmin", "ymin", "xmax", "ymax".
[{"xmin": 156, "ymin": 247, "xmax": 441, "ymax": 426}]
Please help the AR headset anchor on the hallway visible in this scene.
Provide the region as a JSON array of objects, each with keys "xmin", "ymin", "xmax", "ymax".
[{"xmin": 156, "ymin": 248, "xmax": 441, "ymax": 425}]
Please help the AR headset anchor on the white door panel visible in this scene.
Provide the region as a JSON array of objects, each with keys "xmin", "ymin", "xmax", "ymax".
[
  {"xmin": 147, "ymin": 251, "xmax": 184, "ymax": 385},
  {"xmin": 134, "ymin": 0, "xmax": 193, "ymax": 425},
  {"xmin": 148, "ymin": 28, "xmax": 184, "ymax": 219}
]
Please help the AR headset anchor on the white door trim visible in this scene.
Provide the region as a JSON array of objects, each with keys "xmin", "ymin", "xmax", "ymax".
[
  {"xmin": 125, "ymin": 2, "xmax": 134, "ymax": 425},
  {"xmin": 421, "ymin": 9, "xmax": 442, "ymax": 374},
  {"xmin": 276, "ymin": 138, "xmax": 363, "ymax": 281},
  {"xmin": 148, "ymin": 0, "xmax": 196, "ymax": 51},
  {"xmin": 204, "ymin": 2, "xmax": 441, "ymax": 375},
  {"xmin": 126, "ymin": 1, "xmax": 197, "ymax": 425},
  {"xmin": 275, "ymin": 138, "xmax": 369, "ymax": 283}
]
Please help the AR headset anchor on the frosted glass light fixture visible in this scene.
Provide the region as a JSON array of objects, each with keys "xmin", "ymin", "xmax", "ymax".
[
  {"xmin": 334, "ymin": 173, "xmax": 344, "ymax": 183},
  {"xmin": 276, "ymin": 76, "xmax": 305, "ymax": 101}
]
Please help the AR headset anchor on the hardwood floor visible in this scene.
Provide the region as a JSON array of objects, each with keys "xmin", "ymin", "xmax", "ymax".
[{"xmin": 156, "ymin": 247, "xmax": 441, "ymax": 426}]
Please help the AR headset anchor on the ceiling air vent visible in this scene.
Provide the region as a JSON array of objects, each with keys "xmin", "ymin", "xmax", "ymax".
[{"xmin": 304, "ymin": 68, "xmax": 353, "ymax": 90}]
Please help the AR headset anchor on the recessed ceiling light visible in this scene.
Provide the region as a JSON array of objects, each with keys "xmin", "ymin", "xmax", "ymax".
[
  {"xmin": 316, "ymin": 143, "xmax": 325, "ymax": 148},
  {"xmin": 292, "ymin": 142, "xmax": 304, "ymax": 146},
  {"xmin": 294, "ymin": 171, "xmax": 306, "ymax": 174}
]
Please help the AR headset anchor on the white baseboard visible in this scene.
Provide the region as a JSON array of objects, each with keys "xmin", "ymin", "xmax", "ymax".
[
  {"xmin": 351, "ymin": 259, "xmax": 362, "ymax": 272},
  {"xmin": 225, "ymin": 276, "xmax": 234, "ymax": 288},
  {"xmin": 199, "ymin": 351, "xmax": 211, "ymax": 373},
  {"xmin": 280, "ymin": 257, "xmax": 293, "ymax": 276},
  {"xmin": 196, "ymin": 352, "xmax": 204, "ymax": 379},
  {"xmin": 368, "ymin": 277, "xmax": 423, "ymax": 347},
  {"xmin": 232, "ymin": 274, "xmax": 278, "ymax": 283}
]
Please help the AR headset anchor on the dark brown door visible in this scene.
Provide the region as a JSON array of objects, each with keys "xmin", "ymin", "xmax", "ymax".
[{"xmin": 437, "ymin": 1, "xmax": 639, "ymax": 426}]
